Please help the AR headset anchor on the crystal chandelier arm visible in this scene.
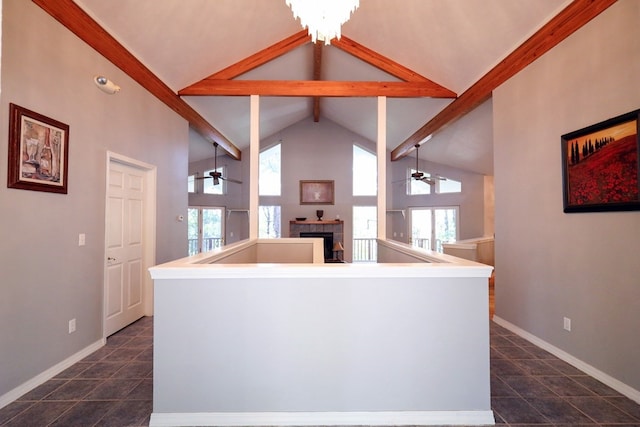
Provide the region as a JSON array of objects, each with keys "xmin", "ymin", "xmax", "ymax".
[{"xmin": 286, "ymin": 0, "xmax": 360, "ymax": 45}]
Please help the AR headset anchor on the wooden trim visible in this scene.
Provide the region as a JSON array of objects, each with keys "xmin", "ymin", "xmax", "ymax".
[
  {"xmin": 179, "ymin": 80, "xmax": 458, "ymax": 98},
  {"xmin": 313, "ymin": 42, "xmax": 323, "ymax": 122},
  {"xmin": 289, "ymin": 220, "xmax": 343, "ymax": 225},
  {"xmin": 32, "ymin": 0, "xmax": 241, "ymax": 160},
  {"xmin": 203, "ymin": 30, "xmax": 311, "ymax": 81},
  {"xmin": 391, "ymin": 0, "xmax": 618, "ymax": 161}
]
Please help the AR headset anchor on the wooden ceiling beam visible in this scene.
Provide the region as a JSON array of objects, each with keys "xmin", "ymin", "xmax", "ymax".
[
  {"xmin": 32, "ymin": 0, "xmax": 241, "ymax": 160},
  {"xmin": 202, "ymin": 30, "xmax": 311, "ymax": 81},
  {"xmin": 331, "ymin": 36, "xmax": 452, "ymax": 88},
  {"xmin": 313, "ymin": 42, "xmax": 323, "ymax": 122},
  {"xmin": 179, "ymin": 80, "xmax": 457, "ymax": 98},
  {"xmin": 391, "ymin": 0, "xmax": 618, "ymax": 161}
]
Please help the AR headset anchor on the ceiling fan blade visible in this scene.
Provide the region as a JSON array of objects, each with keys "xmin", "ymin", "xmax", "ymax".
[
  {"xmin": 392, "ymin": 177, "xmax": 411, "ymax": 183},
  {"xmin": 221, "ymin": 177, "xmax": 243, "ymax": 184},
  {"xmin": 420, "ymin": 177, "xmax": 436, "ymax": 185}
]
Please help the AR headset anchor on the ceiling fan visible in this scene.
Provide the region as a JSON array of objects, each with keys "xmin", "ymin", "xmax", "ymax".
[
  {"xmin": 404, "ymin": 144, "xmax": 446, "ymax": 186},
  {"xmin": 195, "ymin": 142, "xmax": 242, "ymax": 186}
]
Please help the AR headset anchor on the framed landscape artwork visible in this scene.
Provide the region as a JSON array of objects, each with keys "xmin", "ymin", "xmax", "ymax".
[
  {"xmin": 561, "ymin": 109, "xmax": 640, "ymax": 213},
  {"xmin": 300, "ymin": 180, "xmax": 334, "ymax": 205},
  {"xmin": 7, "ymin": 103, "xmax": 69, "ymax": 194}
]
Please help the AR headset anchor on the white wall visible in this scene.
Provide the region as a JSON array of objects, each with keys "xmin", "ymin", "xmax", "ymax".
[
  {"xmin": 0, "ymin": 0, "xmax": 189, "ymax": 398},
  {"xmin": 494, "ymin": 1, "xmax": 640, "ymax": 392},
  {"xmin": 151, "ymin": 255, "xmax": 492, "ymax": 425}
]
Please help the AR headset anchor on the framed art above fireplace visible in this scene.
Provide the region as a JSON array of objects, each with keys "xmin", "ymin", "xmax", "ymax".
[{"xmin": 300, "ymin": 180, "xmax": 334, "ymax": 205}]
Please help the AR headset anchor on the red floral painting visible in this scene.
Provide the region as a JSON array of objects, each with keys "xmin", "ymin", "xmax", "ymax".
[{"xmin": 562, "ymin": 110, "xmax": 640, "ymax": 213}]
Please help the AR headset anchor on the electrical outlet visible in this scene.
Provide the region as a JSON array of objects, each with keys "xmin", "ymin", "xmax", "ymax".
[
  {"xmin": 78, "ymin": 233, "xmax": 86, "ymax": 246},
  {"xmin": 563, "ymin": 317, "xmax": 571, "ymax": 332},
  {"xmin": 69, "ymin": 318, "xmax": 76, "ymax": 334}
]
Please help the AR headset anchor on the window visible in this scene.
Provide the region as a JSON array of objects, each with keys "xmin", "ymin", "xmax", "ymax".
[
  {"xmin": 353, "ymin": 144, "xmax": 377, "ymax": 196},
  {"xmin": 260, "ymin": 143, "xmax": 281, "ymax": 196},
  {"xmin": 203, "ymin": 167, "xmax": 225, "ymax": 195},
  {"xmin": 187, "ymin": 174, "xmax": 196, "ymax": 193},
  {"xmin": 352, "ymin": 206, "xmax": 377, "ymax": 262},
  {"xmin": 409, "ymin": 206, "xmax": 459, "ymax": 253},
  {"xmin": 188, "ymin": 206, "xmax": 225, "ymax": 256},
  {"xmin": 259, "ymin": 205, "xmax": 281, "ymax": 238},
  {"xmin": 438, "ymin": 178, "xmax": 462, "ymax": 193},
  {"xmin": 408, "ymin": 169, "xmax": 432, "ymax": 195}
]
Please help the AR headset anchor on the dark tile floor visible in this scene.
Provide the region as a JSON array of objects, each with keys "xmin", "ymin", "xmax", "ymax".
[
  {"xmin": 490, "ymin": 321, "xmax": 640, "ymax": 426},
  {"xmin": 0, "ymin": 316, "xmax": 153, "ymax": 427},
  {"xmin": 1, "ymin": 317, "xmax": 639, "ymax": 426}
]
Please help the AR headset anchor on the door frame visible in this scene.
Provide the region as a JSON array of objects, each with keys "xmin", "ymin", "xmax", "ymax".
[{"xmin": 104, "ymin": 151, "xmax": 157, "ymax": 337}]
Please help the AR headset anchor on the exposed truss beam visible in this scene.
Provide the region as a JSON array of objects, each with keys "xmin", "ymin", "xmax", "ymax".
[
  {"xmin": 180, "ymin": 32, "xmax": 456, "ymax": 100},
  {"xmin": 32, "ymin": 0, "xmax": 241, "ymax": 160},
  {"xmin": 203, "ymin": 30, "xmax": 311, "ymax": 80},
  {"xmin": 331, "ymin": 36, "xmax": 440, "ymax": 84},
  {"xmin": 180, "ymin": 80, "xmax": 456, "ymax": 98},
  {"xmin": 313, "ymin": 42, "xmax": 323, "ymax": 122},
  {"xmin": 391, "ymin": 0, "xmax": 618, "ymax": 161}
]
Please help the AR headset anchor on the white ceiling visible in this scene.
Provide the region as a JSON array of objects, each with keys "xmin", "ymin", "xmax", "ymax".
[{"xmin": 74, "ymin": 0, "xmax": 572, "ymax": 175}]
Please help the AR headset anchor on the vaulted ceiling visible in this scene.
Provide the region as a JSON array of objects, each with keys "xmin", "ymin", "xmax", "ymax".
[{"xmin": 34, "ymin": 0, "xmax": 616, "ymax": 175}]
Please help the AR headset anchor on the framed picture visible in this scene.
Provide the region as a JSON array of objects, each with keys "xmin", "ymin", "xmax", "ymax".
[
  {"xmin": 561, "ymin": 109, "xmax": 639, "ymax": 213},
  {"xmin": 7, "ymin": 103, "xmax": 69, "ymax": 194},
  {"xmin": 300, "ymin": 180, "xmax": 334, "ymax": 205}
]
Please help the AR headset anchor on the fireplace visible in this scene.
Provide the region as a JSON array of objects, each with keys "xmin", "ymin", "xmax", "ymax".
[{"xmin": 300, "ymin": 232, "xmax": 333, "ymax": 262}]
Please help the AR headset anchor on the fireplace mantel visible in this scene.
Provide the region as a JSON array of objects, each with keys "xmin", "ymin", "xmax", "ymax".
[{"xmin": 290, "ymin": 220, "xmax": 342, "ymax": 225}]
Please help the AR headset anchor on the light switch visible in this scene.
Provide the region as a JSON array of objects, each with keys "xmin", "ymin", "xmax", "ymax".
[{"xmin": 78, "ymin": 233, "xmax": 86, "ymax": 246}]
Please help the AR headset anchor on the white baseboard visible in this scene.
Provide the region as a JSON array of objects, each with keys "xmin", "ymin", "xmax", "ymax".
[
  {"xmin": 0, "ymin": 338, "xmax": 105, "ymax": 409},
  {"xmin": 150, "ymin": 410, "xmax": 495, "ymax": 426},
  {"xmin": 493, "ymin": 316, "xmax": 640, "ymax": 404}
]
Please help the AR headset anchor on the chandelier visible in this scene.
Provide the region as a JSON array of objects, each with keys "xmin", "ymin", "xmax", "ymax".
[{"xmin": 286, "ymin": 0, "xmax": 360, "ymax": 45}]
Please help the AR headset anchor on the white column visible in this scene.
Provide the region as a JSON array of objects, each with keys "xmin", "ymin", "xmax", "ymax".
[
  {"xmin": 377, "ymin": 96, "xmax": 387, "ymax": 239},
  {"xmin": 249, "ymin": 95, "xmax": 260, "ymax": 239}
]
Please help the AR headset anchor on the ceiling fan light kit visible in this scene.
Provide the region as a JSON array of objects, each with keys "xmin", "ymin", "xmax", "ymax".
[
  {"xmin": 194, "ymin": 143, "xmax": 242, "ymax": 186},
  {"xmin": 285, "ymin": 0, "xmax": 359, "ymax": 45},
  {"xmin": 410, "ymin": 144, "xmax": 446, "ymax": 186}
]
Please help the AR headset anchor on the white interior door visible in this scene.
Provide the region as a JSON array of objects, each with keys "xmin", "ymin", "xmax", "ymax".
[{"xmin": 105, "ymin": 159, "xmax": 149, "ymax": 336}]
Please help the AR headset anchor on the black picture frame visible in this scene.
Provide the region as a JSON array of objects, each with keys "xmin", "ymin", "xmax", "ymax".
[{"xmin": 561, "ymin": 109, "xmax": 640, "ymax": 213}]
